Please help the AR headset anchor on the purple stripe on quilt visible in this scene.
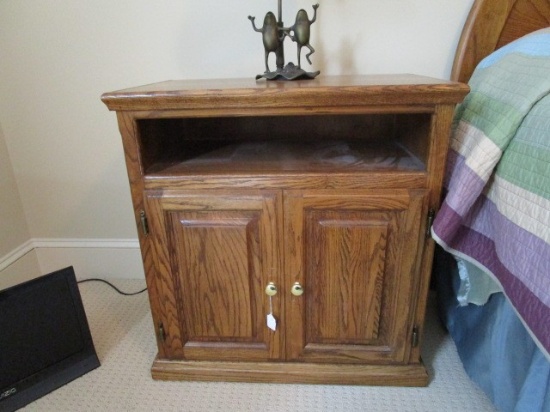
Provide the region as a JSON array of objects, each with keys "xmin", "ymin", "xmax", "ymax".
[
  {"xmin": 446, "ymin": 224, "xmax": 550, "ymax": 354},
  {"xmin": 433, "ymin": 204, "xmax": 550, "ymax": 353},
  {"xmin": 465, "ymin": 198, "xmax": 550, "ymax": 303},
  {"xmin": 444, "ymin": 150, "xmax": 487, "ymax": 216},
  {"xmin": 433, "ymin": 201, "xmax": 464, "ymax": 240}
]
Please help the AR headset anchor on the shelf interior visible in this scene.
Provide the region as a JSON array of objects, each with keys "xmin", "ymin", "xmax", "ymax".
[{"xmin": 137, "ymin": 114, "xmax": 431, "ymax": 176}]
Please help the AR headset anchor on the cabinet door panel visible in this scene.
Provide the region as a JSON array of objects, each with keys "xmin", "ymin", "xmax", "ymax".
[
  {"xmin": 172, "ymin": 211, "xmax": 259, "ymax": 339},
  {"xmin": 285, "ymin": 190, "xmax": 427, "ymax": 364},
  {"xmin": 306, "ymin": 210, "xmax": 387, "ymax": 344},
  {"xmin": 146, "ymin": 190, "xmax": 283, "ymax": 361}
]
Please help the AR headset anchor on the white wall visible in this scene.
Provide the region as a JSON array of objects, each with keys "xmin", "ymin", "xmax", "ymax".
[
  {"xmin": 0, "ymin": 0, "xmax": 474, "ymax": 280},
  {"xmin": 0, "ymin": 122, "xmax": 41, "ymax": 287},
  {"xmin": 0, "ymin": 124, "xmax": 29, "ymax": 256}
]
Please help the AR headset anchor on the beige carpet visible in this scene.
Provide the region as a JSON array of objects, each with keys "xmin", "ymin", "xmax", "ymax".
[{"xmin": 21, "ymin": 279, "xmax": 496, "ymax": 412}]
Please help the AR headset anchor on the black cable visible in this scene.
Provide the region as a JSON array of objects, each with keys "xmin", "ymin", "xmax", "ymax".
[{"xmin": 77, "ymin": 278, "xmax": 147, "ymax": 296}]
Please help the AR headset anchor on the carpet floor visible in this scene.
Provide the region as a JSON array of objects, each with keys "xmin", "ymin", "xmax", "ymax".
[{"xmin": 20, "ymin": 279, "xmax": 496, "ymax": 412}]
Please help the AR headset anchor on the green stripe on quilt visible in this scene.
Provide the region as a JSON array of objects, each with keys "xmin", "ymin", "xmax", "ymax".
[
  {"xmin": 497, "ymin": 142, "xmax": 550, "ymax": 200},
  {"xmin": 459, "ymin": 93, "xmax": 524, "ymax": 149},
  {"xmin": 452, "ymin": 53, "xmax": 550, "ymax": 152},
  {"xmin": 470, "ymin": 54, "xmax": 550, "ymax": 110},
  {"xmin": 496, "ymin": 93, "xmax": 550, "ymax": 200}
]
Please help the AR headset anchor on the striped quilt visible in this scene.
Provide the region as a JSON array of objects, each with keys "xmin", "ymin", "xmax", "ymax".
[{"xmin": 432, "ymin": 28, "xmax": 550, "ymax": 358}]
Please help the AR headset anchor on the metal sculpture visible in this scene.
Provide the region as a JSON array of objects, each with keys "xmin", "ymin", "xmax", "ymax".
[
  {"xmin": 248, "ymin": 1, "xmax": 320, "ymax": 80},
  {"xmin": 248, "ymin": 12, "xmax": 283, "ymax": 73},
  {"xmin": 289, "ymin": 5, "xmax": 319, "ymax": 69}
]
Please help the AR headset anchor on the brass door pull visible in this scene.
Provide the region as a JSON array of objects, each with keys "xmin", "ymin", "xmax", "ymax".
[
  {"xmin": 291, "ymin": 282, "xmax": 304, "ymax": 296},
  {"xmin": 265, "ymin": 282, "xmax": 278, "ymax": 296}
]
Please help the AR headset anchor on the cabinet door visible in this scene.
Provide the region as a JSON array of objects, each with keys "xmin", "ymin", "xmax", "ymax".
[
  {"xmin": 145, "ymin": 190, "xmax": 283, "ymax": 362},
  {"xmin": 285, "ymin": 189, "xmax": 427, "ymax": 364}
]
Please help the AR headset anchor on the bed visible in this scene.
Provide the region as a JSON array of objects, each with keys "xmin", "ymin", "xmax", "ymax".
[{"xmin": 431, "ymin": 0, "xmax": 550, "ymax": 411}]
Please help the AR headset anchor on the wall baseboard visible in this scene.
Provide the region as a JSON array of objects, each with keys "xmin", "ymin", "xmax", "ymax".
[
  {"xmin": 1, "ymin": 238, "xmax": 144, "ymax": 280},
  {"xmin": 0, "ymin": 249, "xmax": 42, "ymax": 290},
  {"xmin": 0, "ymin": 240, "xmax": 35, "ymax": 272},
  {"xmin": 32, "ymin": 238, "xmax": 140, "ymax": 249}
]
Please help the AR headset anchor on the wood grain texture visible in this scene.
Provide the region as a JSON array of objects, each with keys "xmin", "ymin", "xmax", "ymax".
[
  {"xmin": 145, "ymin": 190, "xmax": 283, "ymax": 362},
  {"xmin": 102, "ymin": 75, "xmax": 468, "ymax": 112},
  {"xmin": 151, "ymin": 358, "xmax": 429, "ymax": 386},
  {"xmin": 115, "ymin": 112, "xmax": 170, "ymax": 358},
  {"xmin": 452, "ymin": 0, "xmax": 550, "ymax": 82},
  {"xmin": 172, "ymin": 211, "xmax": 257, "ymax": 339},
  {"xmin": 144, "ymin": 172, "xmax": 428, "ymax": 192},
  {"xmin": 309, "ymin": 211, "xmax": 387, "ymax": 343},
  {"xmin": 284, "ymin": 190, "xmax": 427, "ymax": 364},
  {"xmin": 405, "ymin": 105, "xmax": 460, "ymax": 363}
]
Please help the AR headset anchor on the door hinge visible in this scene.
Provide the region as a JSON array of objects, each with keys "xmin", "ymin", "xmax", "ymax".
[
  {"xmin": 426, "ymin": 208, "xmax": 435, "ymax": 238},
  {"xmin": 140, "ymin": 210, "xmax": 149, "ymax": 236},
  {"xmin": 158, "ymin": 323, "xmax": 166, "ymax": 342},
  {"xmin": 412, "ymin": 325, "xmax": 420, "ymax": 348}
]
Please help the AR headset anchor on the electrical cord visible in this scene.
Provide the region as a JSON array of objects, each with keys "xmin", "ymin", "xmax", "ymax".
[{"xmin": 77, "ymin": 278, "xmax": 147, "ymax": 296}]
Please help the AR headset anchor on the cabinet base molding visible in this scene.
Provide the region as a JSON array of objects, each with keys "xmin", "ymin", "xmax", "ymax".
[{"xmin": 151, "ymin": 358, "xmax": 429, "ymax": 386}]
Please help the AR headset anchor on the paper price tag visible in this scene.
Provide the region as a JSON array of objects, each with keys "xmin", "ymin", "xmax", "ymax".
[
  {"xmin": 266, "ymin": 295, "xmax": 277, "ymax": 331},
  {"xmin": 267, "ymin": 313, "xmax": 277, "ymax": 331}
]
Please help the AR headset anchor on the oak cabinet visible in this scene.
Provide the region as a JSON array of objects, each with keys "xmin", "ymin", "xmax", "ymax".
[{"xmin": 101, "ymin": 75, "xmax": 468, "ymax": 385}]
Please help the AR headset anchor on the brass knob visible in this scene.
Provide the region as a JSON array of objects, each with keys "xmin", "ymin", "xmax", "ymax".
[
  {"xmin": 291, "ymin": 282, "xmax": 304, "ymax": 296},
  {"xmin": 265, "ymin": 282, "xmax": 278, "ymax": 296}
]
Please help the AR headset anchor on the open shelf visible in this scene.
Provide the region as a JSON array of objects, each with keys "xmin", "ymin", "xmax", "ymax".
[
  {"xmin": 146, "ymin": 139, "xmax": 424, "ymax": 176},
  {"xmin": 137, "ymin": 113, "xmax": 431, "ymax": 177}
]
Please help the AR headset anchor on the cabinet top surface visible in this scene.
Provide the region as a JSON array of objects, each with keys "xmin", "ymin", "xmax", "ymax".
[{"xmin": 101, "ymin": 74, "xmax": 469, "ymax": 112}]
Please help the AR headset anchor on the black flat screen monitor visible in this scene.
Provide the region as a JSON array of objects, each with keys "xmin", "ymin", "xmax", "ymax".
[{"xmin": 0, "ymin": 267, "xmax": 100, "ymax": 411}]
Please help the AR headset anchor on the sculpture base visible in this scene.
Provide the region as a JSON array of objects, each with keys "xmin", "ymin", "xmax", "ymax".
[{"xmin": 256, "ymin": 62, "xmax": 320, "ymax": 81}]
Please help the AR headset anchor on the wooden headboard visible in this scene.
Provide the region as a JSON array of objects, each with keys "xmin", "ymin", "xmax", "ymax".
[{"xmin": 451, "ymin": 0, "xmax": 550, "ymax": 83}]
